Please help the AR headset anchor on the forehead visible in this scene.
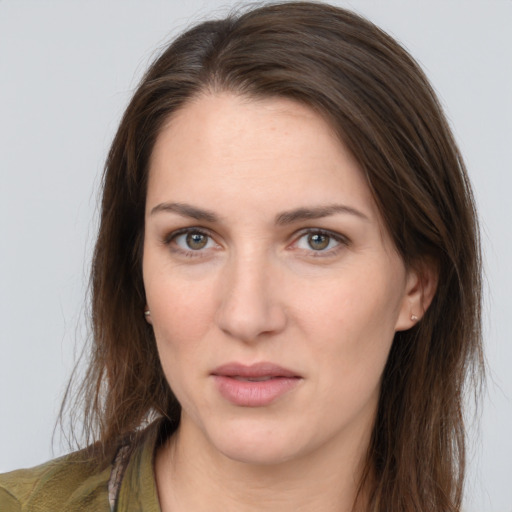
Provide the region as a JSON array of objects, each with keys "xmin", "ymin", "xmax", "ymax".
[{"xmin": 146, "ymin": 93, "xmax": 378, "ymax": 222}]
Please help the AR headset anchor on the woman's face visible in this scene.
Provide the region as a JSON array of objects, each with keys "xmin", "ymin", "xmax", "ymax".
[{"xmin": 143, "ymin": 93, "xmax": 418, "ymax": 466}]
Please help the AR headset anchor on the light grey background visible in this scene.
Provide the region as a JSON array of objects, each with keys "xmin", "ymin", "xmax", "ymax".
[{"xmin": 1, "ymin": 1, "xmax": 510, "ymax": 510}]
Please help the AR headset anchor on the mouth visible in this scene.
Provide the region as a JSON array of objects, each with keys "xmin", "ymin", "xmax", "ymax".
[
  {"xmin": 232, "ymin": 376, "xmax": 275, "ymax": 382},
  {"xmin": 212, "ymin": 361, "xmax": 300, "ymax": 379},
  {"xmin": 211, "ymin": 362, "xmax": 302, "ymax": 407}
]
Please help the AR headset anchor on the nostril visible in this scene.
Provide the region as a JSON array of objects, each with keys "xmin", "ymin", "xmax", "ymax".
[{"xmin": 216, "ymin": 297, "xmax": 287, "ymax": 342}]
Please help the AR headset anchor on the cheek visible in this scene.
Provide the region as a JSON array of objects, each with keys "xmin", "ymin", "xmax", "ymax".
[
  {"xmin": 148, "ymin": 287, "xmax": 211, "ymax": 409},
  {"xmin": 143, "ymin": 264, "xmax": 218, "ymax": 378},
  {"xmin": 298, "ymin": 267, "xmax": 403, "ymax": 335},
  {"xmin": 294, "ymin": 266, "xmax": 403, "ymax": 374},
  {"xmin": 151, "ymin": 283, "xmax": 214, "ymax": 349}
]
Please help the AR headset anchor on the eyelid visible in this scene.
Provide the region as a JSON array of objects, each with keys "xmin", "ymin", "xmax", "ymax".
[
  {"xmin": 290, "ymin": 228, "xmax": 350, "ymax": 254},
  {"xmin": 163, "ymin": 226, "xmax": 212, "ymax": 244},
  {"xmin": 161, "ymin": 226, "xmax": 349, "ymax": 258},
  {"xmin": 163, "ymin": 226, "xmax": 221, "ymax": 257}
]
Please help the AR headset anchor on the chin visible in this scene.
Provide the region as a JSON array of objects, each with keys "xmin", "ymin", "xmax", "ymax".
[
  {"xmin": 205, "ymin": 418, "xmax": 308, "ymax": 466},
  {"xmin": 220, "ymin": 441, "xmax": 299, "ymax": 467}
]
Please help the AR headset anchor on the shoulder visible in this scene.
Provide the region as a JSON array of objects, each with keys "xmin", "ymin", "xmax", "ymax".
[
  {"xmin": 0, "ymin": 419, "xmax": 172, "ymax": 512},
  {"xmin": 0, "ymin": 449, "xmax": 111, "ymax": 512}
]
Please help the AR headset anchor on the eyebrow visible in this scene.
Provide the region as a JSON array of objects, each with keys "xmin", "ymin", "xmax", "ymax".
[
  {"xmin": 150, "ymin": 201, "xmax": 369, "ymax": 224},
  {"xmin": 275, "ymin": 204, "xmax": 369, "ymax": 225},
  {"xmin": 150, "ymin": 202, "xmax": 219, "ymax": 222}
]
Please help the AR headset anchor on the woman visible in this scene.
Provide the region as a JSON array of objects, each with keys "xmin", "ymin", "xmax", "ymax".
[{"xmin": 0, "ymin": 2, "xmax": 483, "ymax": 511}]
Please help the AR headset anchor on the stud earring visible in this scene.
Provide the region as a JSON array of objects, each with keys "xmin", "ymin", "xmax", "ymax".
[
  {"xmin": 410, "ymin": 314, "xmax": 418, "ymax": 322},
  {"xmin": 144, "ymin": 309, "xmax": 151, "ymax": 317}
]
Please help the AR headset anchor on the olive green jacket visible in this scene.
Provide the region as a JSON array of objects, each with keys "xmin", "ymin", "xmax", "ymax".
[{"xmin": 0, "ymin": 422, "xmax": 163, "ymax": 511}]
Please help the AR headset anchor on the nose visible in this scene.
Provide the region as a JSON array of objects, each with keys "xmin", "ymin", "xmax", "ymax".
[{"xmin": 215, "ymin": 254, "xmax": 287, "ymax": 343}]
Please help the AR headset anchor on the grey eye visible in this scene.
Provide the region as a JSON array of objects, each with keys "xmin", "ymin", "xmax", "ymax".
[
  {"xmin": 172, "ymin": 230, "xmax": 214, "ymax": 252},
  {"xmin": 294, "ymin": 231, "xmax": 344, "ymax": 253},
  {"xmin": 186, "ymin": 232, "xmax": 209, "ymax": 250},
  {"xmin": 307, "ymin": 233, "xmax": 330, "ymax": 250}
]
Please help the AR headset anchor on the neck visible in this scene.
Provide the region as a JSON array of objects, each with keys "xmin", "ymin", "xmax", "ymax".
[{"xmin": 155, "ymin": 416, "xmax": 372, "ymax": 512}]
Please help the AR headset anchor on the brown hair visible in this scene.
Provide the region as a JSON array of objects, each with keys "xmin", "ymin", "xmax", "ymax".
[{"xmin": 66, "ymin": 2, "xmax": 483, "ymax": 510}]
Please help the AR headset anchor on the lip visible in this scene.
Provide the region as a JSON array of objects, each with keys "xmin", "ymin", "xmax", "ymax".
[{"xmin": 211, "ymin": 362, "xmax": 302, "ymax": 407}]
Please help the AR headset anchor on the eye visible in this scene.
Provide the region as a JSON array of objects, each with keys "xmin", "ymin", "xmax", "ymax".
[
  {"xmin": 170, "ymin": 229, "xmax": 218, "ymax": 253},
  {"xmin": 183, "ymin": 232, "xmax": 209, "ymax": 250},
  {"xmin": 294, "ymin": 230, "xmax": 347, "ymax": 253},
  {"xmin": 306, "ymin": 233, "xmax": 331, "ymax": 250}
]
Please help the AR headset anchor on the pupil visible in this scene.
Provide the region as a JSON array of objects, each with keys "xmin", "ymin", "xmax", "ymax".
[
  {"xmin": 308, "ymin": 233, "xmax": 329, "ymax": 250},
  {"xmin": 186, "ymin": 232, "xmax": 207, "ymax": 250}
]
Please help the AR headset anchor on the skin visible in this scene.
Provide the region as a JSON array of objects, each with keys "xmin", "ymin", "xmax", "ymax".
[{"xmin": 142, "ymin": 93, "xmax": 430, "ymax": 512}]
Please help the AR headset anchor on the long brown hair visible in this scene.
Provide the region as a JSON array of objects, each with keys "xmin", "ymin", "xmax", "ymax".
[{"xmin": 65, "ymin": 2, "xmax": 483, "ymax": 510}]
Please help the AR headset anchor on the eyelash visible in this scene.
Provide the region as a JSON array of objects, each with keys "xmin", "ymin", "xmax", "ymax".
[
  {"xmin": 291, "ymin": 229, "xmax": 350, "ymax": 257},
  {"xmin": 163, "ymin": 227, "xmax": 217, "ymax": 258},
  {"xmin": 163, "ymin": 227, "xmax": 350, "ymax": 258}
]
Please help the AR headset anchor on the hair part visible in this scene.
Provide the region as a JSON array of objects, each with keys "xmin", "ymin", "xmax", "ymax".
[{"xmin": 62, "ymin": 3, "xmax": 483, "ymax": 510}]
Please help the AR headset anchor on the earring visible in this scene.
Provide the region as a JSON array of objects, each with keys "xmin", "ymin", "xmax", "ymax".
[
  {"xmin": 410, "ymin": 314, "xmax": 418, "ymax": 322},
  {"xmin": 144, "ymin": 309, "xmax": 151, "ymax": 317}
]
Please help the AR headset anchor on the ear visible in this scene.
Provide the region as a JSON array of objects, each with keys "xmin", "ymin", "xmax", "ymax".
[
  {"xmin": 144, "ymin": 307, "xmax": 153, "ymax": 325},
  {"xmin": 394, "ymin": 260, "xmax": 438, "ymax": 331}
]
